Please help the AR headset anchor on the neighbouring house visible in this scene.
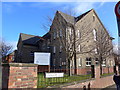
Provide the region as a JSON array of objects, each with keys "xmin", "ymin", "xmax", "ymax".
[
  {"xmin": 15, "ymin": 33, "xmax": 50, "ymax": 72},
  {"xmin": 3, "ymin": 50, "xmax": 17, "ymax": 63},
  {"xmin": 15, "ymin": 33, "xmax": 44, "ymax": 63},
  {"xmin": 16, "ymin": 9, "xmax": 115, "ymax": 75}
]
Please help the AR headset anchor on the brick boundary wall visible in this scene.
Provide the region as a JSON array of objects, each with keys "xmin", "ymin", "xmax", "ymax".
[
  {"xmin": 102, "ymin": 66, "xmax": 114, "ymax": 74},
  {"xmin": 62, "ymin": 66, "xmax": 115, "ymax": 89},
  {"xmin": 2, "ymin": 63, "xmax": 38, "ymax": 88}
]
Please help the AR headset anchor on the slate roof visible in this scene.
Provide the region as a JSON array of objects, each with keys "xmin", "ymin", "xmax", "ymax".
[
  {"xmin": 18, "ymin": 9, "xmax": 92, "ymax": 46},
  {"xmin": 58, "ymin": 9, "xmax": 92, "ymax": 25},
  {"xmin": 20, "ymin": 33, "xmax": 44, "ymax": 46},
  {"xmin": 58, "ymin": 11, "xmax": 75, "ymax": 25}
]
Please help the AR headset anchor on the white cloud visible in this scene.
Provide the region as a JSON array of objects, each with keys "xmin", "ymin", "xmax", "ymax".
[
  {"xmin": 73, "ymin": 2, "xmax": 95, "ymax": 15},
  {"xmin": 72, "ymin": 2, "xmax": 106, "ymax": 15},
  {"xmin": 113, "ymin": 44, "xmax": 120, "ymax": 55}
]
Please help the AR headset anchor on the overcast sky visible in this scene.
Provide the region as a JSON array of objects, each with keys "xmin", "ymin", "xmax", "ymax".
[{"xmin": 1, "ymin": 1, "xmax": 119, "ymax": 51}]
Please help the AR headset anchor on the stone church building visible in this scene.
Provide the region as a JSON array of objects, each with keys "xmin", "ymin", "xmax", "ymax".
[{"xmin": 15, "ymin": 9, "xmax": 115, "ymax": 75}]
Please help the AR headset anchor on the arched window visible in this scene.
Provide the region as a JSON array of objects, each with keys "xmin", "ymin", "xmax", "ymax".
[
  {"xmin": 93, "ymin": 29, "xmax": 97, "ymax": 41},
  {"xmin": 93, "ymin": 14, "xmax": 95, "ymax": 21}
]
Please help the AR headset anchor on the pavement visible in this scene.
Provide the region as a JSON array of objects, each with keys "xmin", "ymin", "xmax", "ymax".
[{"xmin": 102, "ymin": 84, "xmax": 116, "ymax": 90}]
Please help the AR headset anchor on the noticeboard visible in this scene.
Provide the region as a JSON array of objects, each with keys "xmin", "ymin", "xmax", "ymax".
[{"xmin": 34, "ymin": 52, "xmax": 50, "ymax": 65}]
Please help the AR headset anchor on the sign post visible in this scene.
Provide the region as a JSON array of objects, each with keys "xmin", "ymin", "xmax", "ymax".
[
  {"xmin": 34, "ymin": 52, "xmax": 50, "ymax": 72},
  {"xmin": 115, "ymin": 1, "xmax": 120, "ymax": 36}
]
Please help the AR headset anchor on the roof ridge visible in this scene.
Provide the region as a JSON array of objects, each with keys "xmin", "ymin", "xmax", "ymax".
[
  {"xmin": 20, "ymin": 33, "xmax": 38, "ymax": 37},
  {"xmin": 57, "ymin": 11, "xmax": 74, "ymax": 18},
  {"xmin": 75, "ymin": 9, "xmax": 93, "ymax": 22}
]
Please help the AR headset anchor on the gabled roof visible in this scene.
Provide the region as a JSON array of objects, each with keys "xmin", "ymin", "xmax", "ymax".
[
  {"xmin": 75, "ymin": 10, "xmax": 92, "ymax": 22},
  {"xmin": 20, "ymin": 33, "xmax": 44, "ymax": 46},
  {"xmin": 42, "ymin": 32, "xmax": 51, "ymax": 39},
  {"xmin": 57, "ymin": 9, "xmax": 92, "ymax": 25},
  {"xmin": 58, "ymin": 11, "xmax": 75, "ymax": 25}
]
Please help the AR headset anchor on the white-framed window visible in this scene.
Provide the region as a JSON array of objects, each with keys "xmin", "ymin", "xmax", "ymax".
[
  {"xmin": 67, "ymin": 27, "xmax": 72, "ymax": 35},
  {"xmin": 78, "ymin": 58, "xmax": 82, "ymax": 66},
  {"xmin": 60, "ymin": 45, "xmax": 62, "ymax": 52},
  {"xmin": 110, "ymin": 60, "xmax": 113, "ymax": 66},
  {"xmin": 93, "ymin": 14, "xmax": 95, "ymax": 21},
  {"xmin": 77, "ymin": 30, "xmax": 81, "ymax": 38},
  {"xmin": 78, "ymin": 45, "xmax": 81, "ymax": 52},
  {"xmin": 93, "ymin": 29, "xmax": 97, "ymax": 41},
  {"xmin": 102, "ymin": 59, "xmax": 106, "ymax": 66},
  {"xmin": 95, "ymin": 58, "xmax": 99, "ymax": 65},
  {"xmin": 53, "ymin": 46, "xmax": 56, "ymax": 53},
  {"xmin": 53, "ymin": 32, "xmax": 56, "ymax": 39},
  {"xmin": 86, "ymin": 58, "xmax": 91, "ymax": 66},
  {"xmin": 60, "ymin": 29, "xmax": 62, "ymax": 37},
  {"xmin": 62, "ymin": 61, "xmax": 66, "ymax": 66},
  {"xmin": 94, "ymin": 48, "xmax": 97, "ymax": 54}
]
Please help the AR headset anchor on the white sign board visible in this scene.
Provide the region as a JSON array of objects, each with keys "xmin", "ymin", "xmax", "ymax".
[
  {"xmin": 45, "ymin": 73, "xmax": 64, "ymax": 78},
  {"xmin": 34, "ymin": 52, "xmax": 50, "ymax": 65}
]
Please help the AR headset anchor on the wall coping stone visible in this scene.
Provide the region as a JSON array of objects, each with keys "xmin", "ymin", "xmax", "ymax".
[
  {"xmin": 100, "ymin": 74, "xmax": 114, "ymax": 78},
  {"xmin": 47, "ymin": 78, "xmax": 95, "ymax": 88},
  {"xmin": 2, "ymin": 63, "xmax": 38, "ymax": 67}
]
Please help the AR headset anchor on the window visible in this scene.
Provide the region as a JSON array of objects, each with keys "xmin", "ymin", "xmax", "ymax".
[
  {"xmin": 62, "ymin": 61, "xmax": 66, "ymax": 66},
  {"xmin": 94, "ymin": 48, "xmax": 97, "ymax": 54},
  {"xmin": 93, "ymin": 14, "xmax": 95, "ymax": 21},
  {"xmin": 110, "ymin": 60, "xmax": 113, "ymax": 66},
  {"xmin": 12, "ymin": 56, "xmax": 15, "ymax": 61},
  {"xmin": 78, "ymin": 58, "xmax": 82, "ymax": 66},
  {"xmin": 102, "ymin": 59, "xmax": 106, "ymax": 66},
  {"xmin": 53, "ymin": 46, "xmax": 56, "ymax": 53},
  {"xmin": 60, "ymin": 45, "xmax": 62, "ymax": 52},
  {"xmin": 30, "ymin": 51, "xmax": 34, "ymax": 56},
  {"xmin": 86, "ymin": 58, "xmax": 91, "ymax": 66},
  {"xmin": 95, "ymin": 58, "xmax": 99, "ymax": 65},
  {"xmin": 93, "ymin": 29, "xmax": 97, "ymax": 41},
  {"xmin": 78, "ymin": 45, "xmax": 81, "ymax": 52},
  {"xmin": 60, "ymin": 29, "xmax": 62, "ymax": 37},
  {"xmin": 67, "ymin": 27, "xmax": 72, "ymax": 35},
  {"xmin": 53, "ymin": 32, "xmax": 56, "ymax": 39},
  {"xmin": 77, "ymin": 30, "xmax": 81, "ymax": 38}
]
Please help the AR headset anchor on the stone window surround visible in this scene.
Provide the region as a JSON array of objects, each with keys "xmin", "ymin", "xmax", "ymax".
[
  {"xmin": 86, "ymin": 57, "xmax": 92, "ymax": 66},
  {"xmin": 78, "ymin": 58, "xmax": 82, "ymax": 66}
]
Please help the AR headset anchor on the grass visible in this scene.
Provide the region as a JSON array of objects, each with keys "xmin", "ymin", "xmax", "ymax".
[
  {"xmin": 101, "ymin": 72, "xmax": 114, "ymax": 77},
  {"xmin": 37, "ymin": 73, "xmax": 91, "ymax": 88}
]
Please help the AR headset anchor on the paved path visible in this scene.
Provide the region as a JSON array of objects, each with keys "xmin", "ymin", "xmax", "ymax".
[{"xmin": 102, "ymin": 85, "xmax": 116, "ymax": 90}]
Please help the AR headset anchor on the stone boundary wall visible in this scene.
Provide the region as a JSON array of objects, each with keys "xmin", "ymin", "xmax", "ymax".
[
  {"xmin": 62, "ymin": 66, "xmax": 115, "ymax": 89},
  {"xmin": 63, "ymin": 75, "xmax": 114, "ymax": 88},
  {"xmin": 2, "ymin": 63, "xmax": 38, "ymax": 88}
]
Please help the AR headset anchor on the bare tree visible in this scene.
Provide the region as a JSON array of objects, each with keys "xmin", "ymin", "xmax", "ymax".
[
  {"xmin": 43, "ymin": 10, "xmax": 94, "ymax": 76},
  {"xmin": 0, "ymin": 40, "xmax": 13, "ymax": 63},
  {"xmin": 91, "ymin": 25, "xmax": 114, "ymax": 75}
]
